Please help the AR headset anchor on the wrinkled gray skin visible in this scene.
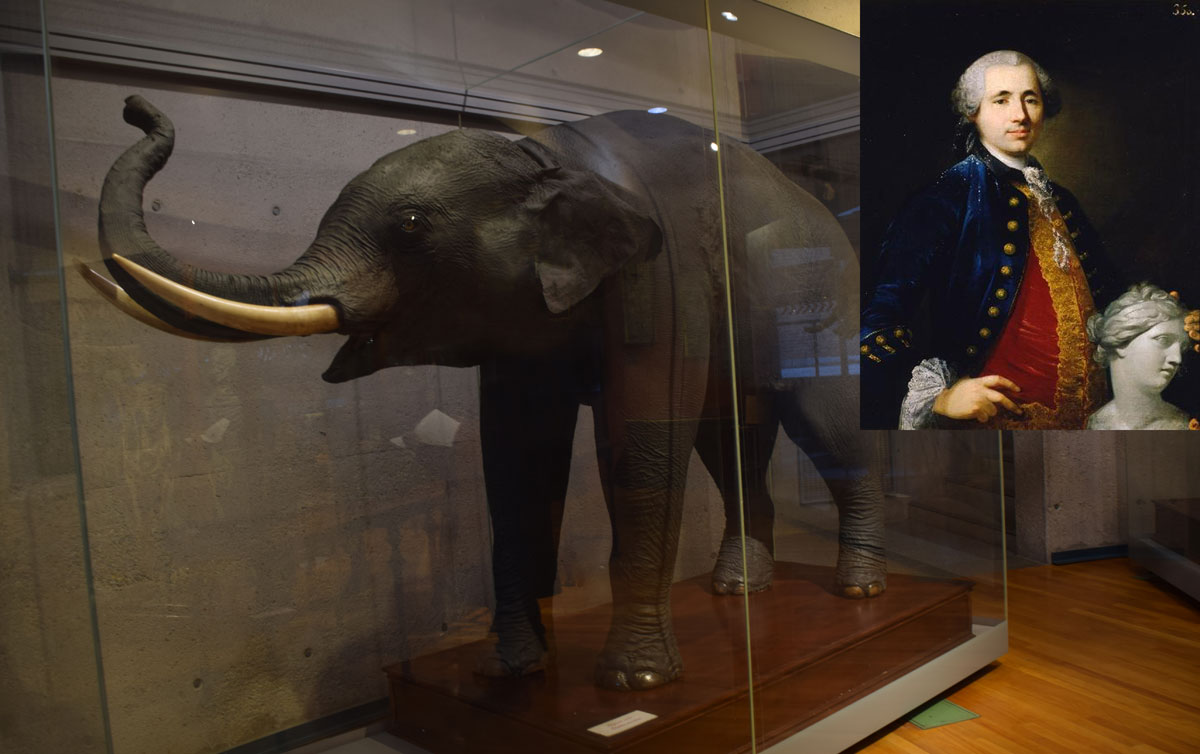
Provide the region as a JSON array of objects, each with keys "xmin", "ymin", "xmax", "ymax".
[{"xmin": 98, "ymin": 95, "xmax": 885, "ymax": 691}]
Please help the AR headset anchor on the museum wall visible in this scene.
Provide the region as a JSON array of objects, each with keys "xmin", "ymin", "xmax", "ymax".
[
  {"xmin": 1012, "ymin": 432, "xmax": 1192, "ymax": 564},
  {"xmin": 47, "ymin": 75, "xmax": 729, "ymax": 754},
  {"xmin": 1041, "ymin": 432, "xmax": 1124, "ymax": 553}
]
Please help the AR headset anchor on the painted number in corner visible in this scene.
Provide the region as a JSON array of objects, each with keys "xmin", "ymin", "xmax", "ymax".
[{"xmin": 1174, "ymin": 3, "xmax": 1196, "ymax": 16}]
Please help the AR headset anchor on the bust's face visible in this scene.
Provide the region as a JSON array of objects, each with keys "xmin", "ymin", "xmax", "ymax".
[
  {"xmin": 1115, "ymin": 319, "xmax": 1188, "ymax": 394},
  {"xmin": 971, "ymin": 64, "xmax": 1044, "ymax": 158}
]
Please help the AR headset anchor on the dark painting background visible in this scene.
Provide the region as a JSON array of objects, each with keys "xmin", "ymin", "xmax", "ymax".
[{"xmin": 861, "ymin": 0, "xmax": 1200, "ymax": 422}]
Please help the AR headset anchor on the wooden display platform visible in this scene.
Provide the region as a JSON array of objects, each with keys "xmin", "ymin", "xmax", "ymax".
[{"xmin": 385, "ymin": 563, "xmax": 973, "ymax": 754}]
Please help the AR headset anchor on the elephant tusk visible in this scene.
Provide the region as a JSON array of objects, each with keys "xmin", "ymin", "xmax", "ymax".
[
  {"xmin": 77, "ymin": 261, "xmax": 263, "ymax": 342},
  {"xmin": 110, "ymin": 254, "xmax": 340, "ymax": 336}
]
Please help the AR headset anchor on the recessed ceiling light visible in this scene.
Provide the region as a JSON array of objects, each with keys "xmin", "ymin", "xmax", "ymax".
[
  {"xmin": 647, "ymin": 107, "xmax": 668, "ymax": 114},
  {"xmin": 710, "ymin": 142, "xmax": 719, "ymax": 152},
  {"xmin": 396, "ymin": 128, "xmax": 416, "ymax": 135},
  {"xmin": 577, "ymin": 47, "xmax": 603, "ymax": 58},
  {"xmin": 721, "ymin": 11, "xmax": 738, "ymax": 21}
]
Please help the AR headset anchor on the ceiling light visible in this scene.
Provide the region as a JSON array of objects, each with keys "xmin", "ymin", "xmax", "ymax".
[
  {"xmin": 647, "ymin": 107, "xmax": 668, "ymax": 114},
  {"xmin": 721, "ymin": 11, "xmax": 738, "ymax": 21},
  {"xmin": 710, "ymin": 142, "xmax": 719, "ymax": 152},
  {"xmin": 396, "ymin": 129, "xmax": 416, "ymax": 136},
  {"xmin": 577, "ymin": 47, "xmax": 603, "ymax": 58}
]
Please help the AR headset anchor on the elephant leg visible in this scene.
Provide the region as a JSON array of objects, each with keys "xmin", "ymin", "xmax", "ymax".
[
  {"xmin": 593, "ymin": 410, "xmax": 702, "ymax": 690},
  {"xmin": 777, "ymin": 379, "xmax": 887, "ymax": 598},
  {"xmin": 476, "ymin": 357, "xmax": 579, "ymax": 677},
  {"xmin": 591, "ymin": 319, "xmax": 709, "ymax": 689},
  {"xmin": 696, "ymin": 408, "xmax": 780, "ymax": 595}
]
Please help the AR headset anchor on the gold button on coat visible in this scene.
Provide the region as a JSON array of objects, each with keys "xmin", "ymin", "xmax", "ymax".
[
  {"xmin": 966, "ymin": 345, "xmax": 978, "ymax": 356},
  {"xmin": 1006, "ymin": 220, "xmax": 1019, "ymax": 231},
  {"xmin": 860, "ymin": 345, "xmax": 870, "ymax": 354},
  {"xmin": 1000, "ymin": 266, "xmax": 1012, "ymax": 276},
  {"xmin": 1003, "ymin": 243, "xmax": 1016, "ymax": 254},
  {"xmin": 995, "ymin": 288, "xmax": 1008, "ymax": 299},
  {"xmin": 876, "ymin": 335, "xmax": 886, "ymax": 344},
  {"xmin": 979, "ymin": 328, "xmax": 991, "ymax": 338},
  {"xmin": 1008, "ymin": 197, "xmax": 1020, "ymax": 207},
  {"xmin": 988, "ymin": 306, "xmax": 1001, "ymax": 317}
]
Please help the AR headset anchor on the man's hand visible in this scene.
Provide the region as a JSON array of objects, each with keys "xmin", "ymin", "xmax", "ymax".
[
  {"xmin": 932, "ymin": 375, "xmax": 1023, "ymax": 423},
  {"xmin": 1186, "ymin": 309, "xmax": 1199, "ymax": 352}
]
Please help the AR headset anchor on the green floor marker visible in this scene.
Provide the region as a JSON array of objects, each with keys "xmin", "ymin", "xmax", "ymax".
[{"xmin": 907, "ymin": 699, "xmax": 979, "ymax": 729}]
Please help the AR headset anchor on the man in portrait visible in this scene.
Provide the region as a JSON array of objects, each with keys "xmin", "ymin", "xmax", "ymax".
[{"xmin": 859, "ymin": 49, "xmax": 1196, "ymax": 429}]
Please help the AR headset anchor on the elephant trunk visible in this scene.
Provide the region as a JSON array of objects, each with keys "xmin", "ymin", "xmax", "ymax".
[{"xmin": 96, "ymin": 95, "xmax": 340, "ymax": 338}]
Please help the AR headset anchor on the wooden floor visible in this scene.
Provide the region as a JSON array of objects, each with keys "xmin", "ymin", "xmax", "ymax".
[{"xmin": 847, "ymin": 558, "xmax": 1200, "ymax": 754}]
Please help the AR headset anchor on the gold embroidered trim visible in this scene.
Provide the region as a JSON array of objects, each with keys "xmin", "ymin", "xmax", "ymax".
[{"xmin": 984, "ymin": 183, "xmax": 1105, "ymax": 429}]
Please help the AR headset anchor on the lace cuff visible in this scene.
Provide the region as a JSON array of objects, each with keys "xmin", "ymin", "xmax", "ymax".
[{"xmin": 900, "ymin": 358, "xmax": 956, "ymax": 429}]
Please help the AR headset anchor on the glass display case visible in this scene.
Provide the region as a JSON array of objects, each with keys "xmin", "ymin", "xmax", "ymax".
[
  {"xmin": 1, "ymin": 2, "xmax": 1007, "ymax": 753},
  {"xmin": 1126, "ymin": 432, "xmax": 1200, "ymax": 601}
]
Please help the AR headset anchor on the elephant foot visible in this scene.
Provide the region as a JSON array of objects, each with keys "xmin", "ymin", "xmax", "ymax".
[
  {"xmin": 474, "ymin": 636, "xmax": 548, "ymax": 678},
  {"xmin": 836, "ymin": 560, "xmax": 887, "ymax": 599},
  {"xmin": 712, "ymin": 536, "xmax": 774, "ymax": 595},
  {"xmin": 594, "ymin": 613, "xmax": 683, "ymax": 691}
]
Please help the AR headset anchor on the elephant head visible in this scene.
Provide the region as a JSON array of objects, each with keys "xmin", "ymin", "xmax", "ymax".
[{"xmin": 87, "ymin": 96, "xmax": 662, "ymax": 381}]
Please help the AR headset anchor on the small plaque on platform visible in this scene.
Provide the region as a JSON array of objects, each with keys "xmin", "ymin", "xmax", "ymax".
[{"xmin": 587, "ymin": 710, "xmax": 658, "ymax": 737}]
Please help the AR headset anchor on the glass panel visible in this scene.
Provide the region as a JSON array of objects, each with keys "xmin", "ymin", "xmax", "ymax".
[
  {"xmin": 49, "ymin": 1, "xmax": 760, "ymax": 752},
  {"xmin": 0, "ymin": 1, "xmax": 110, "ymax": 752},
  {"xmin": 709, "ymin": 3, "xmax": 1007, "ymax": 751},
  {"xmin": 880, "ymin": 432, "xmax": 1008, "ymax": 623},
  {"xmin": 39, "ymin": 1, "xmax": 1010, "ymax": 751}
]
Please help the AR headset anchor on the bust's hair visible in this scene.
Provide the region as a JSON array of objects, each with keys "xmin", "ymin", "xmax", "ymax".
[
  {"xmin": 952, "ymin": 50, "xmax": 1061, "ymax": 155},
  {"xmin": 1087, "ymin": 283, "xmax": 1188, "ymax": 366}
]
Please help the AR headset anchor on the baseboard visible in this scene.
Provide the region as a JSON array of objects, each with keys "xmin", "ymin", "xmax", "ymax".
[
  {"xmin": 1050, "ymin": 545, "xmax": 1128, "ymax": 565},
  {"xmin": 223, "ymin": 699, "xmax": 388, "ymax": 754}
]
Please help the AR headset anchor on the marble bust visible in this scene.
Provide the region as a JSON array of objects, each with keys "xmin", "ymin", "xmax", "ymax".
[{"xmin": 1086, "ymin": 283, "xmax": 1190, "ymax": 430}]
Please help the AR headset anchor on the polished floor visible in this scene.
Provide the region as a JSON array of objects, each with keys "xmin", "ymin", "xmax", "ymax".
[
  {"xmin": 311, "ymin": 558, "xmax": 1200, "ymax": 754},
  {"xmin": 850, "ymin": 558, "xmax": 1200, "ymax": 754}
]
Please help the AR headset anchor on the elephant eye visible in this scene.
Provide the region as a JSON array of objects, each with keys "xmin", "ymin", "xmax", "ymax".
[{"xmin": 399, "ymin": 211, "xmax": 424, "ymax": 233}]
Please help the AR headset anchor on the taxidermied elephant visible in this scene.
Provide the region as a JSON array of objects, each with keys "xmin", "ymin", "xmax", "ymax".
[{"xmin": 85, "ymin": 95, "xmax": 884, "ymax": 691}]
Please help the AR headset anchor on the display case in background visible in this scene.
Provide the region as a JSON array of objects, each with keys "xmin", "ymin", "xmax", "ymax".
[
  {"xmin": 1126, "ymin": 432, "xmax": 1200, "ymax": 601},
  {"xmin": 1, "ymin": 2, "xmax": 1006, "ymax": 753}
]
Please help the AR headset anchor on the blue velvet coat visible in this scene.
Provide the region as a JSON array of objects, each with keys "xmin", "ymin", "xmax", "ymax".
[{"xmin": 859, "ymin": 150, "xmax": 1122, "ymax": 428}]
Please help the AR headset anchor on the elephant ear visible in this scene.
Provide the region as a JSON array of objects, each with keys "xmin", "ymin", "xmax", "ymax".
[{"xmin": 522, "ymin": 158, "xmax": 662, "ymax": 314}]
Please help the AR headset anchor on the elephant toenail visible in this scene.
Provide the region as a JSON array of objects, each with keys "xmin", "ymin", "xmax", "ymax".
[
  {"xmin": 633, "ymin": 670, "xmax": 664, "ymax": 689},
  {"xmin": 844, "ymin": 585, "xmax": 865, "ymax": 598},
  {"xmin": 597, "ymin": 669, "xmax": 631, "ymax": 691}
]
